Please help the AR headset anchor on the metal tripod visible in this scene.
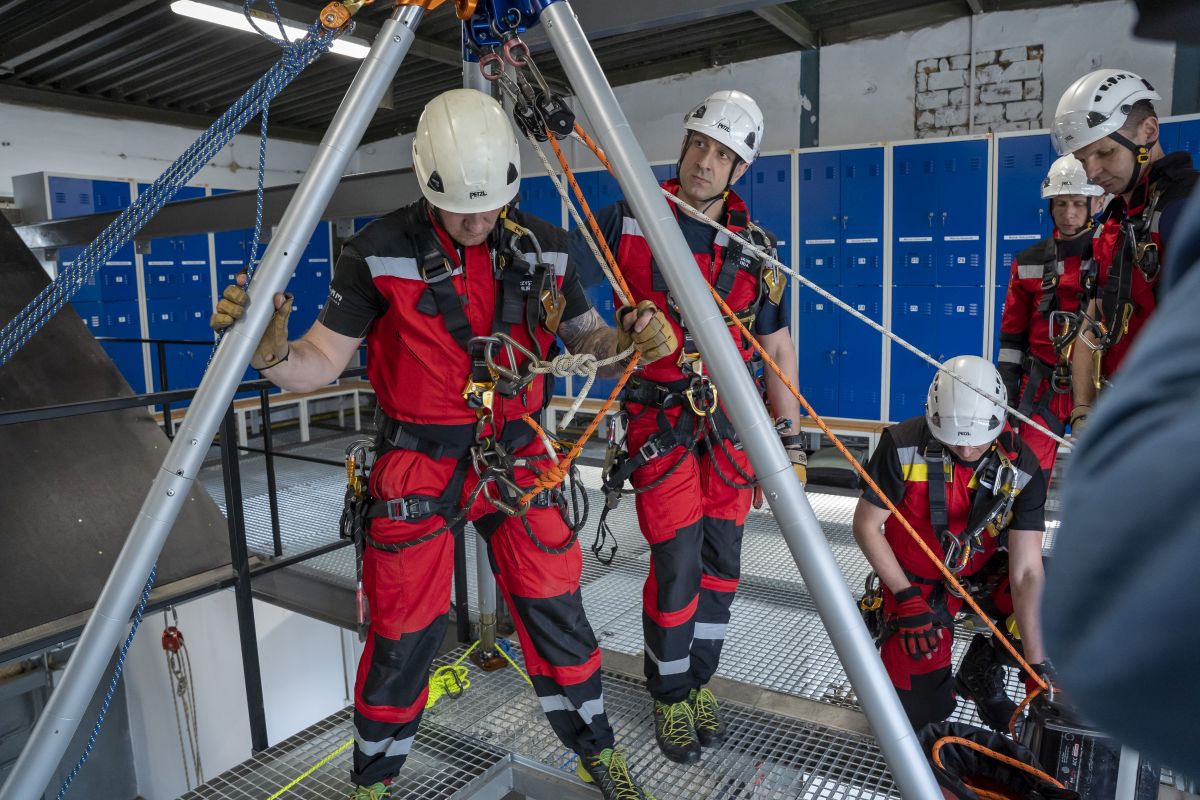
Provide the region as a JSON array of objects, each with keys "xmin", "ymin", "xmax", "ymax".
[{"xmin": 1, "ymin": 2, "xmax": 940, "ymax": 797}]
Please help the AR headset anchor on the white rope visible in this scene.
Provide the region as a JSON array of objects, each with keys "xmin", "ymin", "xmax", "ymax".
[{"xmin": 529, "ymin": 345, "xmax": 635, "ymax": 430}]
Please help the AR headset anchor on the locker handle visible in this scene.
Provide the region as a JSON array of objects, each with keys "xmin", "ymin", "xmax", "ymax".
[
  {"xmin": 942, "ymin": 211, "xmax": 948, "ymax": 226},
  {"xmin": 928, "ymin": 213, "xmax": 934, "ymax": 227},
  {"xmin": 842, "ymin": 215, "xmax": 848, "ymax": 229},
  {"xmin": 827, "ymin": 349, "xmax": 837, "ymax": 364}
]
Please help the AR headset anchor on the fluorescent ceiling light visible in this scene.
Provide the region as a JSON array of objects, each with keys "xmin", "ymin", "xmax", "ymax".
[{"xmin": 170, "ymin": 0, "xmax": 371, "ymax": 59}]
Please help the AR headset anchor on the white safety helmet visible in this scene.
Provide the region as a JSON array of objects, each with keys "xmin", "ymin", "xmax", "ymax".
[
  {"xmin": 412, "ymin": 88, "xmax": 520, "ymax": 214},
  {"xmin": 683, "ymin": 89, "xmax": 764, "ymax": 164},
  {"xmin": 1052, "ymin": 68, "xmax": 1161, "ymax": 155},
  {"xmin": 1041, "ymin": 155, "xmax": 1104, "ymax": 199},
  {"xmin": 925, "ymin": 356, "xmax": 1008, "ymax": 448}
]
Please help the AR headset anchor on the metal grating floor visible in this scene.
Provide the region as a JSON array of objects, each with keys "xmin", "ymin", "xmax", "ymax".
[
  {"xmin": 194, "ymin": 428, "xmax": 1061, "ymax": 796},
  {"xmin": 183, "ymin": 647, "xmax": 900, "ymax": 800}
]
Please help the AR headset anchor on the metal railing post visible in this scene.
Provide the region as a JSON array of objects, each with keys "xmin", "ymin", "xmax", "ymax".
[{"xmin": 220, "ymin": 405, "xmax": 269, "ymax": 751}]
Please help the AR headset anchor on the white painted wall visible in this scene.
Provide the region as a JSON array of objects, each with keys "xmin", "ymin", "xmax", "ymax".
[
  {"xmin": 124, "ymin": 591, "xmax": 360, "ymax": 800},
  {"xmin": 346, "ymin": 49, "xmax": 808, "ymax": 180},
  {"xmin": 0, "ymin": 102, "xmax": 319, "ymax": 198},
  {"xmin": 819, "ymin": 0, "xmax": 1177, "ymax": 146}
]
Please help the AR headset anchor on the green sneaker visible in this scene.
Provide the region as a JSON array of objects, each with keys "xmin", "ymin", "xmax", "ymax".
[
  {"xmin": 576, "ymin": 748, "xmax": 657, "ymax": 799},
  {"xmin": 689, "ymin": 686, "xmax": 727, "ymax": 748},
  {"xmin": 349, "ymin": 782, "xmax": 389, "ymax": 800},
  {"xmin": 653, "ymin": 698, "xmax": 701, "ymax": 763}
]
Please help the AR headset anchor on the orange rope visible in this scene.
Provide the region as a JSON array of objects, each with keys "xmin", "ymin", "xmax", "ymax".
[
  {"xmin": 567, "ymin": 126, "xmax": 1048, "ymax": 698},
  {"xmin": 708, "ymin": 281, "xmax": 1048, "ymax": 694},
  {"xmin": 518, "ymin": 353, "xmax": 639, "ymax": 505},
  {"xmin": 547, "ymin": 133, "xmax": 633, "ymax": 305},
  {"xmin": 510, "ymin": 124, "xmax": 642, "ymax": 505},
  {"xmin": 933, "ymin": 735, "xmax": 1066, "ymax": 789},
  {"xmin": 1010, "ymin": 686, "xmax": 1042, "ymax": 738}
]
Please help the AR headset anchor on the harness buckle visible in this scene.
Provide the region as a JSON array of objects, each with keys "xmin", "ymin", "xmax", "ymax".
[
  {"xmin": 638, "ymin": 436, "xmax": 667, "ymax": 462},
  {"xmin": 419, "ymin": 256, "xmax": 454, "ymax": 284},
  {"xmin": 386, "ymin": 496, "xmax": 435, "ymax": 522},
  {"xmin": 684, "ymin": 379, "xmax": 718, "ymax": 417}
]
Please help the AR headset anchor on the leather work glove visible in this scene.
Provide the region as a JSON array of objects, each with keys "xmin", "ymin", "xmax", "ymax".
[
  {"xmin": 616, "ymin": 299, "xmax": 678, "ymax": 363},
  {"xmin": 210, "ymin": 275, "xmax": 293, "ymax": 371},
  {"xmin": 781, "ymin": 434, "xmax": 807, "ymax": 486},
  {"xmin": 892, "ymin": 586, "xmax": 943, "ymax": 660},
  {"xmin": 1067, "ymin": 405, "xmax": 1090, "ymax": 438}
]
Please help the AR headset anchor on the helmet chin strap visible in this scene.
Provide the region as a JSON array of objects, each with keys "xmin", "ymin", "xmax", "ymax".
[{"xmin": 1107, "ymin": 131, "xmax": 1157, "ymax": 195}]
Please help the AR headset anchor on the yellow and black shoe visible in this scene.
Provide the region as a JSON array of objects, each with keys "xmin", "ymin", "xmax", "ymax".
[
  {"xmin": 690, "ymin": 686, "xmax": 727, "ymax": 748},
  {"xmin": 349, "ymin": 782, "xmax": 389, "ymax": 800},
  {"xmin": 576, "ymin": 748, "xmax": 657, "ymax": 799},
  {"xmin": 653, "ymin": 698, "xmax": 701, "ymax": 763}
]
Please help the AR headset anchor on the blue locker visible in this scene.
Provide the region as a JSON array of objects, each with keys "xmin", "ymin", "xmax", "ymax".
[
  {"xmin": 102, "ymin": 301, "xmax": 147, "ymax": 392},
  {"xmin": 996, "ymin": 135, "xmax": 1055, "ymax": 286},
  {"xmin": 48, "ymin": 177, "xmax": 95, "ymax": 219},
  {"xmin": 146, "ymin": 299, "xmax": 181, "ymax": 340},
  {"xmin": 589, "ymin": 169, "xmax": 623, "ymax": 211},
  {"xmin": 139, "ymin": 184, "xmax": 210, "ymax": 300},
  {"xmin": 1157, "ymin": 120, "xmax": 1180, "ymax": 157},
  {"xmin": 992, "ymin": 284, "xmax": 1009, "ymax": 361},
  {"xmin": 1175, "ymin": 119, "xmax": 1200, "ymax": 168},
  {"xmin": 838, "ymin": 286, "xmax": 883, "ymax": 420},
  {"xmin": 841, "ymin": 148, "xmax": 885, "ymax": 286},
  {"xmin": 892, "ymin": 145, "xmax": 940, "ymax": 286},
  {"xmin": 937, "ymin": 140, "xmax": 988, "ymax": 286},
  {"xmin": 517, "ymin": 175, "xmax": 563, "ymax": 226},
  {"xmin": 651, "ymin": 164, "xmax": 674, "ymax": 183},
  {"xmin": 798, "ymin": 150, "xmax": 841, "ymax": 285},
  {"xmin": 798, "ymin": 285, "xmax": 842, "ymax": 416},
  {"xmin": 938, "ymin": 286, "xmax": 984, "ymax": 360},
  {"xmin": 889, "ymin": 287, "xmax": 937, "ymax": 420},
  {"xmin": 73, "ymin": 301, "xmax": 105, "ymax": 334},
  {"xmin": 749, "ymin": 154, "xmax": 791, "ymax": 266},
  {"xmin": 730, "ymin": 161, "xmax": 753, "ymax": 207},
  {"xmin": 92, "ymin": 179, "xmax": 133, "ymax": 213}
]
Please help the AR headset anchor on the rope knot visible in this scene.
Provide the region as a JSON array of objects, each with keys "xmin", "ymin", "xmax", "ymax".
[{"xmin": 549, "ymin": 352, "xmax": 598, "ymax": 378}]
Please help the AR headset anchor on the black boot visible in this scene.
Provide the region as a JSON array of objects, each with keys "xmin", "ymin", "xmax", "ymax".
[
  {"xmin": 689, "ymin": 686, "xmax": 726, "ymax": 748},
  {"xmin": 955, "ymin": 633, "xmax": 1017, "ymax": 732},
  {"xmin": 653, "ymin": 698, "xmax": 701, "ymax": 763},
  {"xmin": 576, "ymin": 748, "xmax": 658, "ymax": 799}
]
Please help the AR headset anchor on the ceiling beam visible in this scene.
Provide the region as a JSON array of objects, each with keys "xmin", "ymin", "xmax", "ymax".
[
  {"xmin": 820, "ymin": 1, "xmax": 966, "ymax": 45},
  {"xmin": 0, "ymin": 0, "xmax": 159, "ymax": 72},
  {"xmin": 753, "ymin": 4, "xmax": 817, "ymax": 49},
  {"xmin": 0, "ymin": 82, "xmax": 323, "ymax": 143}
]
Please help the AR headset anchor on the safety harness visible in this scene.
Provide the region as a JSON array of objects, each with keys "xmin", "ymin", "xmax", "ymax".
[
  {"xmin": 590, "ymin": 216, "xmax": 781, "ymax": 563},
  {"xmin": 859, "ymin": 441, "xmax": 1021, "ymax": 646},
  {"xmin": 338, "ymin": 204, "xmax": 588, "ymax": 634}
]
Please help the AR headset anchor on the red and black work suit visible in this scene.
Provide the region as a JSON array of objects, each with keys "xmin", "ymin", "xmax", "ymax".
[
  {"xmin": 320, "ymin": 201, "xmax": 613, "ymax": 787},
  {"xmin": 859, "ymin": 418, "xmax": 1045, "ymax": 729},
  {"xmin": 1088, "ymin": 152, "xmax": 1197, "ymax": 382},
  {"xmin": 997, "ymin": 231, "xmax": 1090, "ymax": 477},
  {"xmin": 569, "ymin": 180, "xmax": 787, "ymax": 703}
]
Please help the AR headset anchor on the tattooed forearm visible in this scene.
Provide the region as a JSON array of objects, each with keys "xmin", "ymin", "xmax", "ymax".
[{"xmin": 558, "ymin": 308, "xmax": 627, "ymax": 377}]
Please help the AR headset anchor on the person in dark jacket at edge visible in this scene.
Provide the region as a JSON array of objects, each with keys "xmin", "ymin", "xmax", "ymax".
[{"xmin": 1043, "ymin": 0, "xmax": 1200, "ymax": 777}]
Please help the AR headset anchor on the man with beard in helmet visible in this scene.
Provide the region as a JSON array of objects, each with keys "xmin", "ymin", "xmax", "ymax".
[
  {"xmin": 851, "ymin": 356, "xmax": 1050, "ymax": 731},
  {"xmin": 1051, "ymin": 69, "xmax": 1198, "ymax": 433},
  {"xmin": 568, "ymin": 90, "xmax": 804, "ymax": 764},
  {"xmin": 211, "ymin": 89, "xmax": 669, "ymax": 800},
  {"xmin": 997, "ymin": 155, "xmax": 1104, "ymax": 479}
]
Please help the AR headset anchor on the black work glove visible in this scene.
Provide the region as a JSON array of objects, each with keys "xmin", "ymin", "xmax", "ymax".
[{"xmin": 893, "ymin": 586, "xmax": 943, "ymax": 660}]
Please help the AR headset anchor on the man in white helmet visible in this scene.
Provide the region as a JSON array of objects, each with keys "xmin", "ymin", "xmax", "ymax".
[
  {"xmin": 1051, "ymin": 69, "xmax": 1198, "ymax": 433},
  {"xmin": 211, "ymin": 89, "xmax": 670, "ymax": 800},
  {"xmin": 851, "ymin": 356, "xmax": 1049, "ymax": 731},
  {"xmin": 996, "ymin": 155, "xmax": 1104, "ymax": 478},
  {"xmin": 567, "ymin": 89, "xmax": 803, "ymax": 764}
]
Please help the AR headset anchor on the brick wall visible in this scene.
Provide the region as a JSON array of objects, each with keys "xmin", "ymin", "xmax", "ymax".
[{"xmin": 915, "ymin": 44, "xmax": 1044, "ymax": 138}]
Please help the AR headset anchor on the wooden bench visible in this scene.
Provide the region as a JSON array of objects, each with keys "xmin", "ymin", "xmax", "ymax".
[{"xmin": 154, "ymin": 379, "xmax": 376, "ymax": 447}]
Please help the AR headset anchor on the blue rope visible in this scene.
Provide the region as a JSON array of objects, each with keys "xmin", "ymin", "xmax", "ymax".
[
  {"xmin": 55, "ymin": 565, "xmax": 157, "ymax": 800},
  {"xmin": 0, "ymin": 1, "xmax": 340, "ymax": 367}
]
